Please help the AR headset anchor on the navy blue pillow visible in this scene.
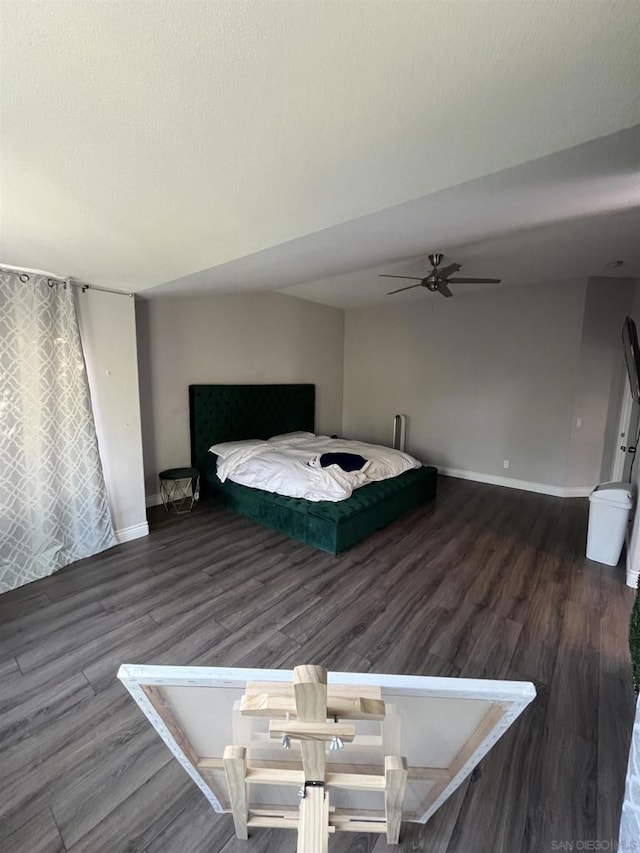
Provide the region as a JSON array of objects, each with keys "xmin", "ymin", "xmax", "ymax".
[{"xmin": 319, "ymin": 452, "xmax": 368, "ymax": 472}]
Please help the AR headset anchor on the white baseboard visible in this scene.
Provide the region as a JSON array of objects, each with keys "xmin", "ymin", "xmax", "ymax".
[
  {"xmin": 559, "ymin": 486, "xmax": 595, "ymax": 498},
  {"xmin": 438, "ymin": 467, "xmax": 592, "ymax": 498},
  {"xmin": 115, "ymin": 522, "xmax": 150, "ymax": 543},
  {"xmin": 145, "ymin": 493, "xmax": 163, "ymax": 508}
]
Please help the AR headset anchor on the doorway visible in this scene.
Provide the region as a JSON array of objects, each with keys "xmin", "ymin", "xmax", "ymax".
[{"xmin": 611, "ymin": 376, "xmax": 639, "ymax": 482}]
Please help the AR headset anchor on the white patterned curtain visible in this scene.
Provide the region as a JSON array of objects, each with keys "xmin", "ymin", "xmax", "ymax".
[{"xmin": 0, "ymin": 272, "xmax": 116, "ymax": 593}]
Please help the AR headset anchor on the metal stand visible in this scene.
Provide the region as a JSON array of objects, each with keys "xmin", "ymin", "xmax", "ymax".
[{"xmin": 159, "ymin": 467, "xmax": 200, "ymax": 514}]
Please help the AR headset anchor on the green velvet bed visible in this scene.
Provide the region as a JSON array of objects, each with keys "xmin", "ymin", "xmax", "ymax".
[{"xmin": 189, "ymin": 384, "xmax": 437, "ymax": 554}]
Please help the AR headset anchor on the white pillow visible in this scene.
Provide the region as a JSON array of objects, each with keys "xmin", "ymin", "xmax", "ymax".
[
  {"xmin": 267, "ymin": 431, "xmax": 316, "ymax": 445},
  {"xmin": 209, "ymin": 438, "xmax": 265, "ymax": 459}
]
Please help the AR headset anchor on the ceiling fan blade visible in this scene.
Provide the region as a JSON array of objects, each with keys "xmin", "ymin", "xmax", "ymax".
[
  {"xmin": 387, "ymin": 283, "xmax": 422, "ymax": 295},
  {"xmin": 436, "ymin": 263, "xmax": 461, "ymax": 279},
  {"xmin": 447, "ymin": 277, "xmax": 501, "ymax": 284},
  {"xmin": 379, "ymin": 275, "xmax": 423, "ymax": 281},
  {"xmin": 438, "ymin": 284, "xmax": 453, "ymax": 298}
]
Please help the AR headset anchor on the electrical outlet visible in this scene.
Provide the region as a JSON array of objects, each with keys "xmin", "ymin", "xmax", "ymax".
[
  {"xmin": 576, "ymin": 417, "xmax": 582, "ymax": 428},
  {"xmin": 503, "ymin": 460, "xmax": 510, "ymax": 469}
]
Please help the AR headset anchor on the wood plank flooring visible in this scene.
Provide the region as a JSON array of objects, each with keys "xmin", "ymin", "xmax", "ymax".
[{"xmin": 0, "ymin": 477, "xmax": 637, "ymax": 852}]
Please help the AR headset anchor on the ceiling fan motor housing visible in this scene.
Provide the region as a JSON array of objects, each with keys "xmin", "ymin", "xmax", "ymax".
[{"xmin": 425, "ymin": 275, "xmax": 440, "ymax": 291}]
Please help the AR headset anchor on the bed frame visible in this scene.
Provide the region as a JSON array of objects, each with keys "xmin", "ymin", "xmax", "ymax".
[{"xmin": 189, "ymin": 384, "xmax": 437, "ymax": 554}]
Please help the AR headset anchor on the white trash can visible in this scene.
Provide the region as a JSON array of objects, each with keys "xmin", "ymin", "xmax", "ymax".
[{"xmin": 586, "ymin": 481, "xmax": 635, "ymax": 566}]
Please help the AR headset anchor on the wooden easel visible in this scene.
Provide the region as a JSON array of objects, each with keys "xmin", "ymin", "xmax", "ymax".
[
  {"xmin": 222, "ymin": 664, "xmax": 407, "ymax": 851},
  {"xmin": 119, "ymin": 662, "xmax": 535, "ymax": 850}
]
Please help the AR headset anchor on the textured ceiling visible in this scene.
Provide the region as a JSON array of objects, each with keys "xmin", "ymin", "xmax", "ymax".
[{"xmin": 1, "ymin": 0, "xmax": 639, "ymax": 298}]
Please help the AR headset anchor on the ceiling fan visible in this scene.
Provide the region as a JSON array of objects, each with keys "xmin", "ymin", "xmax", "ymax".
[{"xmin": 381, "ymin": 253, "xmax": 501, "ymax": 298}]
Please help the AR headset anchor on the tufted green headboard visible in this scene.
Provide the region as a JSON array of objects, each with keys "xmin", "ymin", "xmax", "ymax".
[{"xmin": 189, "ymin": 384, "xmax": 315, "ymax": 497}]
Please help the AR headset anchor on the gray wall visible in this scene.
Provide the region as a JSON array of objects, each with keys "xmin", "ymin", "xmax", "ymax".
[
  {"xmin": 343, "ymin": 278, "xmax": 634, "ymax": 491},
  {"xmin": 136, "ymin": 276, "xmax": 635, "ymax": 504},
  {"xmin": 137, "ymin": 291, "xmax": 345, "ymax": 498},
  {"xmin": 565, "ymin": 277, "xmax": 635, "ymax": 487}
]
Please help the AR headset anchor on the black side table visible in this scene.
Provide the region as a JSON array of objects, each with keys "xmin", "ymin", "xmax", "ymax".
[{"xmin": 159, "ymin": 467, "xmax": 200, "ymax": 514}]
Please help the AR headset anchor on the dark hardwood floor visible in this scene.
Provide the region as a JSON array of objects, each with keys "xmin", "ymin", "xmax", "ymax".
[{"xmin": 0, "ymin": 477, "xmax": 637, "ymax": 852}]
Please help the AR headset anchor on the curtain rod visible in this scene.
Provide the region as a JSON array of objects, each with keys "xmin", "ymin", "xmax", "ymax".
[{"xmin": 0, "ymin": 263, "xmax": 134, "ymax": 298}]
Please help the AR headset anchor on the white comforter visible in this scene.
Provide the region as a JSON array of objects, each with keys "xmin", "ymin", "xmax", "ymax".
[{"xmin": 214, "ymin": 435, "xmax": 422, "ymax": 502}]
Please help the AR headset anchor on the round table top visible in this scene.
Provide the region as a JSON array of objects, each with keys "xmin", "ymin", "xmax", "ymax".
[{"xmin": 159, "ymin": 467, "xmax": 199, "ymax": 480}]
